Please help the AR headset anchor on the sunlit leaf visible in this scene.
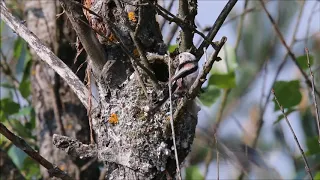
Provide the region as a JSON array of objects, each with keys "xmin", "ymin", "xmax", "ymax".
[
  {"xmin": 273, "ymin": 80, "xmax": 302, "ymax": 111},
  {"xmin": 296, "ymin": 55, "xmax": 314, "ymax": 70},
  {"xmin": 212, "ymin": 44, "xmax": 238, "ymax": 74},
  {"xmin": 198, "ymin": 85, "xmax": 221, "ymax": 106},
  {"xmin": 314, "ymin": 172, "xmax": 320, "ymax": 180},
  {"xmin": 168, "ymin": 44, "xmax": 178, "ymax": 53},
  {"xmin": 273, "ymin": 108, "xmax": 296, "ymax": 124},
  {"xmin": 185, "ymin": 165, "xmax": 204, "ymax": 180}
]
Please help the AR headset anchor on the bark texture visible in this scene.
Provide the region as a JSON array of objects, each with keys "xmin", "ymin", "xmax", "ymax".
[
  {"xmin": 53, "ymin": 0, "xmax": 198, "ymax": 179},
  {"xmin": 25, "ymin": 1, "xmax": 100, "ymax": 179}
]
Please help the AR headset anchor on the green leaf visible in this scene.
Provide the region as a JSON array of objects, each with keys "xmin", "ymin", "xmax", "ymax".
[
  {"xmin": 296, "ymin": 55, "xmax": 314, "ymax": 70},
  {"xmin": 314, "ymin": 171, "xmax": 320, "ymax": 180},
  {"xmin": 209, "ymin": 44, "xmax": 237, "ymax": 89},
  {"xmin": 168, "ymin": 44, "xmax": 178, "ymax": 53},
  {"xmin": 11, "ymin": 119, "xmax": 32, "ymax": 137},
  {"xmin": 273, "ymin": 80, "xmax": 302, "ymax": 110},
  {"xmin": 306, "ymin": 136, "xmax": 320, "ymax": 156},
  {"xmin": 185, "ymin": 166, "xmax": 204, "ymax": 180},
  {"xmin": 19, "ymin": 80, "xmax": 31, "ymax": 99},
  {"xmin": 19, "ymin": 58, "xmax": 32, "ymax": 99},
  {"xmin": 13, "ymin": 37, "xmax": 24, "ymax": 60},
  {"xmin": 208, "ymin": 71, "xmax": 236, "ymax": 88},
  {"xmin": 0, "ymin": 98, "xmax": 20, "ymax": 116},
  {"xmin": 16, "ymin": 106, "xmax": 32, "ymax": 117},
  {"xmin": 198, "ymin": 85, "xmax": 221, "ymax": 106},
  {"xmin": 22, "ymin": 157, "xmax": 41, "ymax": 179},
  {"xmin": 8, "ymin": 145, "xmax": 27, "ymax": 169},
  {"xmin": 273, "ymin": 108, "xmax": 296, "ymax": 124},
  {"xmin": 211, "ymin": 44, "xmax": 238, "ymax": 74}
]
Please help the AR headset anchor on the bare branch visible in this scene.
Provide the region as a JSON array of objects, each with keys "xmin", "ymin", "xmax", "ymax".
[
  {"xmin": 0, "ymin": 2, "xmax": 95, "ymax": 109},
  {"xmin": 178, "ymin": 0, "xmax": 197, "ymax": 52},
  {"xmin": 272, "ymin": 90, "xmax": 313, "ymax": 180},
  {"xmin": 0, "ymin": 123, "xmax": 73, "ymax": 180},
  {"xmin": 306, "ymin": 48, "xmax": 320, "ymax": 144},
  {"xmin": 154, "ymin": 3, "xmax": 219, "ymax": 51},
  {"xmin": 259, "ymin": 0, "xmax": 320, "ymax": 98},
  {"xmin": 167, "ymin": 55, "xmax": 181, "ymax": 180},
  {"xmin": 196, "ymin": 0, "xmax": 237, "ymax": 58},
  {"xmin": 52, "ymin": 134, "xmax": 98, "ymax": 158},
  {"xmin": 59, "ymin": 0, "xmax": 107, "ymax": 76}
]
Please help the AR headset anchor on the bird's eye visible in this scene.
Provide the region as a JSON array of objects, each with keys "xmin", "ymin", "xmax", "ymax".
[{"xmin": 179, "ymin": 55, "xmax": 182, "ymax": 59}]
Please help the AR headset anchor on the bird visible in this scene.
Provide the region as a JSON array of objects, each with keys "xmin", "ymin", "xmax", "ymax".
[
  {"xmin": 170, "ymin": 52, "xmax": 199, "ymax": 96},
  {"xmin": 150, "ymin": 52, "xmax": 199, "ymax": 113}
]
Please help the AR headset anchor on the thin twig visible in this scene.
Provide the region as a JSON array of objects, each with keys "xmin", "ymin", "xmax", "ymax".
[
  {"xmin": 259, "ymin": 0, "xmax": 320, "ymax": 98},
  {"xmin": 272, "ymin": 90, "xmax": 313, "ymax": 180},
  {"xmin": 160, "ymin": 0, "xmax": 175, "ymax": 31},
  {"xmin": 167, "ymin": 54, "xmax": 181, "ymax": 180},
  {"xmin": 216, "ymin": 137, "xmax": 219, "ymax": 180},
  {"xmin": 165, "ymin": 24, "xmax": 178, "ymax": 45},
  {"xmin": 197, "ymin": 0, "xmax": 237, "ymax": 58},
  {"xmin": 154, "ymin": 3, "xmax": 219, "ymax": 51},
  {"xmin": 59, "ymin": 0, "xmax": 107, "ymax": 76},
  {"xmin": 0, "ymin": 123, "xmax": 73, "ymax": 180},
  {"xmin": 86, "ymin": 67, "xmax": 95, "ymax": 144},
  {"xmin": 306, "ymin": 48, "xmax": 320, "ymax": 144},
  {"xmin": 305, "ymin": 1, "xmax": 319, "ymax": 46},
  {"xmin": 255, "ymin": 0, "xmax": 306, "ymax": 150}
]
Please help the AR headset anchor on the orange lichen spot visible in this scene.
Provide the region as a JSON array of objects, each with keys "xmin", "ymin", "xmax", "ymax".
[
  {"xmin": 31, "ymin": 70, "xmax": 36, "ymax": 75},
  {"xmin": 59, "ymin": 164, "xmax": 66, "ymax": 171},
  {"xmin": 66, "ymin": 124, "xmax": 73, "ymax": 130},
  {"xmin": 128, "ymin": 11, "xmax": 137, "ymax": 22},
  {"xmin": 108, "ymin": 33, "xmax": 118, "ymax": 43},
  {"xmin": 108, "ymin": 113, "xmax": 119, "ymax": 125},
  {"xmin": 133, "ymin": 48, "xmax": 139, "ymax": 57}
]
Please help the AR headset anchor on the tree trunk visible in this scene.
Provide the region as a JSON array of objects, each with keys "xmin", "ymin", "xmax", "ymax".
[
  {"xmin": 53, "ymin": 0, "xmax": 198, "ymax": 179},
  {"xmin": 25, "ymin": 1, "xmax": 100, "ymax": 179}
]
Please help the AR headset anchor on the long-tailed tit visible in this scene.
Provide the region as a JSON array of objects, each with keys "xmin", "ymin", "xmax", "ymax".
[
  {"xmin": 171, "ymin": 52, "xmax": 199, "ymax": 95},
  {"xmin": 150, "ymin": 52, "xmax": 199, "ymax": 112}
]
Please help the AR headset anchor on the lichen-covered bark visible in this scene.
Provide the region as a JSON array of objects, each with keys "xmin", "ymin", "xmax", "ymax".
[
  {"xmin": 25, "ymin": 1, "xmax": 99, "ymax": 179},
  {"xmin": 78, "ymin": 0, "xmax": 198, "ymax": 179}
]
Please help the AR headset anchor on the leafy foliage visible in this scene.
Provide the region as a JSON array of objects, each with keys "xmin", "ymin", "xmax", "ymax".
[
  {"xmin": 185, "ymin": 166, "xmax": 204, "ymax": 180},
  {"xmin": 272, "ymin": 80, "xmax": 302, "ymax": 110}
]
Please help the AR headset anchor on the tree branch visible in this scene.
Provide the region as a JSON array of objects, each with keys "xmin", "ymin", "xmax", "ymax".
[
  {"xmin": 178, "ymin": 0, "xmax": 197, "ymax": 52},
  {"xmin": 0, "ymin": 2, "xmax": 96, "ymax": 109},
  {"xmin": 52, "ymin": 134, "xmax": 98, "ymax": 158},
  {"xmin": 0, "ymin": 123, "xmax": 73, "ymax": 180},
  {"xmin": 196, "ymin": 0, "xmax": 237, "ymax": 59},
  {"xmin": 59, "ymin": 0, "xmax": 107, "ymax": 76},
  {"xmin": 259, "ymin": 0, "xmax": 320, "ymax": 98}
]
